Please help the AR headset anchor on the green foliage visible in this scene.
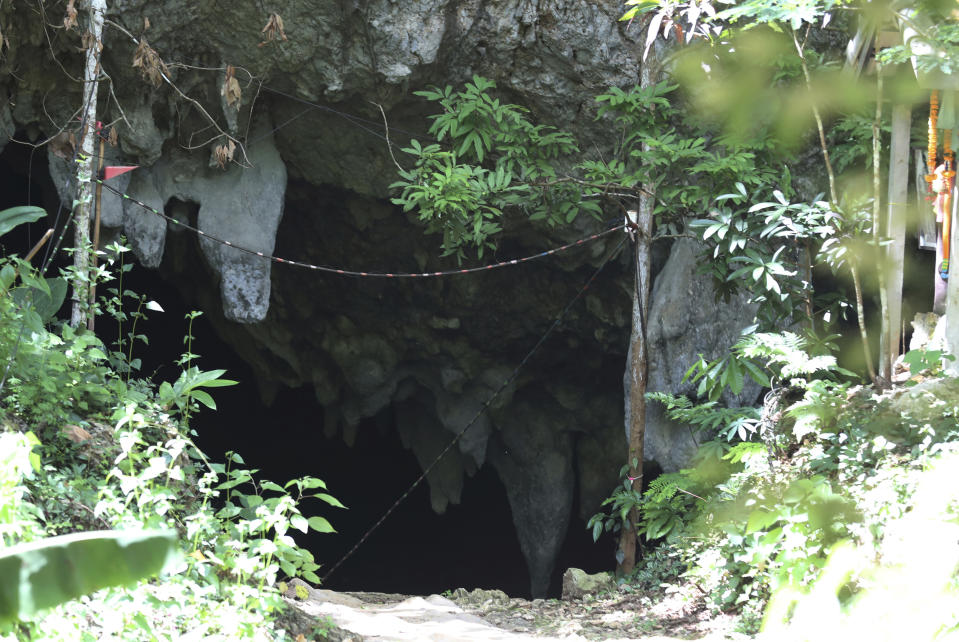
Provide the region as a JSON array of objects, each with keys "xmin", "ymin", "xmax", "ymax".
[
  {"xmin": 394, "ymin": 76, "xmax": 777, "ymax": 259},
  {"xmin": 0, "ymin": 529, "xmax": 179, "ymax": 625},
  {"xmin": 713, "ymin": 0, "xmax": 845, "ymax": 30},
  {"xmin": 99, "ymin": 240, "xmax": 163, "ymax": 378},
  {"xmin": 690, "ymin": 184, "xmax": 848, "ymax": 326},
  {"xmin": 0, "ymin": 248, "xmax": 340, "ymax": 639},
  {"xmin": 764, "ymin": 446, "xmax": 959, "ymax": 639},
  {"xmin": 589, "ymin": 443, "xmax": 730, "ymax": 548},
  {"xmin": 693, "ymin": 472, "xmax": 860, "ymax": 617},
  {"xmin": 606, "ymin": 1, "xmax": 959, "ymax": 634},
  {"xmin": 391, "ymin": 75, "xmax": 589, "ymax": 259},
  {"xmin": 0, "ymin": 309, "xmax": 117, "ymax": 428},
  {"xmin": 648, "ymin": 392, "xmax": 762, "ymax": 441},
  {"xmin": 828, "ymin": 112, "xmax": 891, "ymax": 175},
  {"xmin": 587, "ymin": 461, "xmax": 644, "ymax": 545},
  {"xmin": 879, "ymin": 8, "xmax": 959, "ymax": 76},
  {"xmin": 679, "ymin": 330, "xmax": 850, "ymax": 412},
  {"xmin": 902, "ymin": 348, "xmax": 956, "ymax": 379},
  {"xmin": 0, "ymin": 431, "xmax": 43, "ymax": 545},
  {"xmin": 638, "ymin": 472, "xmax": 700, "ymax": 541},
  {"xmin": 0, "ymin": 206, "xmax": 45, "ymax": 239},
  {"xmin": 623, "ymin": 545, "xmax": 688, "ymax": 593},
  {"xmin": 157, "ymin": 366, "xmax": 237, "ymax": 422}
]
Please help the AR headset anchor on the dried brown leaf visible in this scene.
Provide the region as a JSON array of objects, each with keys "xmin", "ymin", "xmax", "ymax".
[
  {"xmin": 64, "ymin": 0, "xmax": 79, "ymax": 31},
  {"xmin": 144, "ymin": 17, "xmax": 151, "ymax": 31},
  {"xmin": 81, "ymin": 30, "xmax": 98, "ymax": 52},
  {"xmin": 212, "ymin": 139, "xmax": 236, "ymax": 169},
  {"xmin": 108, "ymin": 126, "xmax": 119, "ymax": 147},
  {"xmin": 222, "ymin": 65, "xmax": 242, "ymax": 109},
  {"xmin": 132, "ymin": 37, "xmax": 169, "ymax": 87},
  {"xmin": 258, "ymin": 13, "xmax": 288, "ymax": 47},
  {"xmin": 49, "ymin": 131, "xmax": 77, "ymax": 160}
]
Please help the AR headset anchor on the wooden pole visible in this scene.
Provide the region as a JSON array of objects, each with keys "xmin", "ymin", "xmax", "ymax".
[
  {"xmin": 945, "ymin": 178, "xmax": 959, "ymax": 372},
  {"xmin": 873, "ymin": 65, "xmax": 892, "ymax": 385},
  {"xmin": 70, "ymin": 0, "xmax": 106, "ymax": 328},
  {"xmin": 885, "ymin": 101, "xmax": 911, "ymax": 371}
]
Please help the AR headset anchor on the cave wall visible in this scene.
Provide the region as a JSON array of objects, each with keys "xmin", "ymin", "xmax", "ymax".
[{"xmin": 0, "ymin": 0, "xmax": 757, "ymax": 596}]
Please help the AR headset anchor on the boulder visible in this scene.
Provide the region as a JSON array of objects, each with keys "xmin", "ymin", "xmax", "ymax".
[{"xmin": 561, "ymin": 568, "xmax": 615, "ymax": 600}]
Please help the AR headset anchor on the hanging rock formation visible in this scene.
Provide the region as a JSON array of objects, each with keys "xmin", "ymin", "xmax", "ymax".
[{"xmin": 0, "ymin": 0, "xmax": 757, "ymax": 596}]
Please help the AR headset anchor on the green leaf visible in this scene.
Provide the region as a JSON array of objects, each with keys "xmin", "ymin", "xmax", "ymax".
[
  {"xmin": 307, "ymin": 516, "xmax": 336, "ymax": 533},
  {"xmin": 0, "ymin": 530, "xmax": 179, "ymax": 623},
  {"xmin": 741, "ymin": 359, "xmax": 771, "ymax": 388},
  {"xmin": 0, "ymin": 264, "xmax": 15, "ymax": 290},
  {"xmin": 727, "ymin": 358, "xmax": 744, "ymax": 395},
  {"xmin": 312, "ymin": 493, "xmax": 346, "ymax": 509},
  {"xmin": 260, "ymin": 481, "xmax": 286, "ymax": 493},
  {"xmin": 242, "ymin": 494, "xmax": 264, "ymax": 509},
  {"xmin": 11, "ymin": 276, "xmax": 67, "ymax": 322},
  {"xmin": 290, "ymin": 514, "xmax": 309, "ymax": 533},
  {"xmin": 190, "ymin": 369, "xmax": 238, "ymax": 388},
  {"xmin": 190, "ymin": 390, "xmax": 217, "ymax": 410},
  {"xmin": 0, "ymin": 206, "xmax": 45, "ymax": 238},
  {"xmin": 299, "ymin": 477, "xmax": 328, "ymax": 490},
  {"xmin": 745, "ymin": 509, "xmax": 779, "ymax": 534},
  {"xmin": 17, "ymin": 269, "xmax": 51, "ymax": 297}
]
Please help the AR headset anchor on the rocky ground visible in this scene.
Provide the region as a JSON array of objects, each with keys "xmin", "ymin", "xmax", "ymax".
[{"xmin": 282, "ymin": 576, "xmax": 750, "ymax": 641}]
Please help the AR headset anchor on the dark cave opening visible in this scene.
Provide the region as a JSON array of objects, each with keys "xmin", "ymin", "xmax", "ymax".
[
  {"xmin": 111, "ymin": 262, "xmax": 617, "ymax": 599},
  {"xmin": 0, "ymin": 142, "xmax": 617, "ymax": 599},
  {"xmin": 0, "ymin": 134, "xmax": 66, "ymax": 269}
]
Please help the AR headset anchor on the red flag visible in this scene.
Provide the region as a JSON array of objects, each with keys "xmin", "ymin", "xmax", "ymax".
[{"xmin": 102, "ymin": 166, "xmax": 138, "ymax": 180}]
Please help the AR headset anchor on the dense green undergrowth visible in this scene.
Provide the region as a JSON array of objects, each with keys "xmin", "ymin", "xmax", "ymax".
[
  {"xmin": 591, "ymin": 337, "xmax": 959, "ymax": 637},
  {"xmin": 0, "ymin": 238, "xmax": 342, "ymax": 640}
]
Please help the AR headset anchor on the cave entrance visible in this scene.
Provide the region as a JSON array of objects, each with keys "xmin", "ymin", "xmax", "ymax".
[
  {"xmin": 0, "ymin": 140, "xmax": 616, "ymax": 598},
  {"xmin": 127, "ymin": 266, "xmax": 614, "ymax": 598},
  {"xmin": 0, "ymin": 135, "xmax": 66, "ymax": 270}
]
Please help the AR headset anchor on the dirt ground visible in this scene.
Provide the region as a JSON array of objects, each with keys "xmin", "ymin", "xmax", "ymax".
[{"xmin": 283, "ymin": 580, "xmax": 751, "ymax": 641}]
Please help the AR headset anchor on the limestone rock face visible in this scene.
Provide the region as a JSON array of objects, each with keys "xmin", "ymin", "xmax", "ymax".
[
  {"xmin": 2, "ymin": 0, "xmax": 755, "ymax": 596},
  {"xmin": 640, "ymin": 240, "xmax": 761, "ymax": 471}
]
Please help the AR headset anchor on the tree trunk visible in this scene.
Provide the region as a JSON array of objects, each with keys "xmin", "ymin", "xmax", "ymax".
[
  {"xmin": 873, "ymin": 66, "xmax": 891, "ymax": 386},
  {"xmin": 70, "ymin": 0, "xmax": 106, "ymax": 328},
  {"xmin": 618, "ymin": 45, "xmax": 656, "ymax": 575},
  {"xmin": 618, "ymin": 198, "xmax": 652, "ymax": 576},
  {"xmin": 885, "ymin": 102, "xmax": 911, "ymax": 366}
]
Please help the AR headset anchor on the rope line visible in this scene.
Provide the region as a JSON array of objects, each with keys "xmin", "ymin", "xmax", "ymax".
[
  {"xmin": 96, "ymin": 179, "xmax": 624, "ymax": 278},
  {"xmin": 320, "ymin": 234, "xmax": 628, "ymax": 583}
]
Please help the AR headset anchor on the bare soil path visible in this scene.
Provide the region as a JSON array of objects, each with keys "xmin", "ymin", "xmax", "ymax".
[{"xmin": 283, "ymin": 582, "xmax": 749, "ymax": 642}]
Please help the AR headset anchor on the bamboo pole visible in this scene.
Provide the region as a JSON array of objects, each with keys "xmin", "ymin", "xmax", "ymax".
[{"xmin": 87, "ymin": 133, "xmax": 105, "ymax": 332}]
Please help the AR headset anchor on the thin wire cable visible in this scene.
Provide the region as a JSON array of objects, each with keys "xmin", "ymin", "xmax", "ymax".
[
  {"xmin": 320, "ymin": 234, "xmax": 628, "ymax": 583},
  {"xmin": 96, "ymin": 178, "xmax": 624, "ymax": 278}
]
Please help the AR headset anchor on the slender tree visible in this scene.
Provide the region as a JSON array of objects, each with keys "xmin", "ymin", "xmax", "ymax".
[
  {"xmin": 71, "ymin": 0, "xmax": 106, "ymax": 328},
  {"xmin": 618, "ymin": 48, "xmax": 657, "ymax": 576}
]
